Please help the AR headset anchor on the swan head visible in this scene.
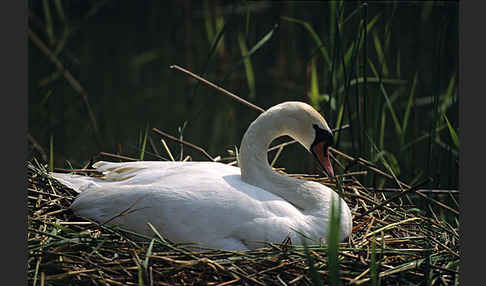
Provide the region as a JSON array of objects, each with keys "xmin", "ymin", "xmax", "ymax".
[
  {"xmin": 309, "ymin": 123, "xmax": 334, "ymax": 177},
  {"xmin": 265, "ymin": 102, "xmax": 335, "ymax": 177}
]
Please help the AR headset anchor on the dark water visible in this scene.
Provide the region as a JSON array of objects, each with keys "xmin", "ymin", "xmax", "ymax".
[{"xmin": 28, "ymin": 1, "xmax": 458, "ymax": 188}]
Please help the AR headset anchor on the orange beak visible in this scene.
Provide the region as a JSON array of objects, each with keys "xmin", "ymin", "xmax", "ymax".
[{"xmin": 311, "ymin": 142, "xmax": 334, "ymax": 177}]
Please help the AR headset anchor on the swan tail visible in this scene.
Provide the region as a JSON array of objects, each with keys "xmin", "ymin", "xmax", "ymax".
[
  {"xmin": 49, "ymin": 161, "xmax": 144, "ymax": 192},
  {"xmin": 49, "ymin": 172, "xmax": 97, "ymax": 193}
]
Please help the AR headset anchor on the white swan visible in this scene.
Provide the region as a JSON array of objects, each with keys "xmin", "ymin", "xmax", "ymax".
[{"xmin": 50, "ymin": 101, "xmax": 352, "ymax": 250}]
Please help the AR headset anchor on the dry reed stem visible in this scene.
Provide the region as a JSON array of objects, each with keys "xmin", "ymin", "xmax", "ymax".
[
  {"xmin": 99, "ymin": 151, "xmax": 138, "ymax": 161},
  {"xmin": 152, "ymin": 127, "xmax": 215, "ymax": 161},
  {"xmin": 170, "ymin": 65, "xmax": 265, "ymax": 113},
  {"xmin": 28, "ymin": 155, "xmax": 459, "ymax": 285},
  {"xmin": 27, "ymin": 67, "xmax": 459, "ymax": 285}
]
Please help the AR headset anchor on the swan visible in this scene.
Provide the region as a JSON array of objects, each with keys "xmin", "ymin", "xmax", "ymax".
[{"xmin": 50, "ymin": 101, "xmax": 352, "ymax": 250}]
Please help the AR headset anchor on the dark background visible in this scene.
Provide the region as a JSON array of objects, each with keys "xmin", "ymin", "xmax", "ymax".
[{"xmin": 28, "ymin": 1, "xmax": 458, "ymax": 189}]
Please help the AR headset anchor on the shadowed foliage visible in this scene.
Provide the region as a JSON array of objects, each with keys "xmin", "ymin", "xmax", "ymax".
[{"xmin": 28, "ymin": 1, "xmax": 458, "ymax": 285}]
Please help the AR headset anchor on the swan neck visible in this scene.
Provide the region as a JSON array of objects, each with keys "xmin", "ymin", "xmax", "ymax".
[
  {"xmin": 239, "ymin": 112, "xmax": 319, "ymax": 210},
  {"xmin": 239, "ymin": 113, "xmax": 280, "ymax": 181}
]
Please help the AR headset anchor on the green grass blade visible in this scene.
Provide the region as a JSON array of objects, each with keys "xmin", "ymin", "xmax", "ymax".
[
  {"xmin": 334, "ymin": 103, "xmax": 344, "ymax": 145},
  {"xmin": 440, "ymin": 74, "xmax": 457, "ymax": 115},
  {"xmin": 368, "ymin": 58, "xmax": 402, "ymax": 137},
  {"xmin": 308, "ymin": 57, "xmax": 320, "ymax": 109},
  {"xmin": 368, "ymin": 134, "xmax": 402, "ymax": 179},
  {"xmin": 222, "ymin": 24, "xmax": 277, "ymax": 83},
  {"xmin": 327, "ymin": 177, "xmax": 343, "ymax": 286},
  {"xmin": 133, "ymin": 253, "xmax": 144, "ymax": 286},
  {"xmin": 143, "ymin": 238, "xmax": 155, "ymax": 271},
  {"xmin": 40, "ymin": 90, "xmax": 53, "ymax": 106},
  {"xmin": 343, "ymin": 3, "xmax": 364, "ymax": 25},
  {"xmin": 231, "ymin": 24, "xmax": 278, "ymax": 69},
  {"xmin": 380, "ymin": 84, "xmax": 402, "ymax": 136},
  {"xmin": 139, "ymin": 124, "xmax": 149, "ymax": 160},
  {"xmin": 370, "ymin": 236, "xmax": 378, "ymax": 286},
  {"xmin": 335, "ymin": 35, "xmax": 360, "ymax": 81},
  {"xmin": 131, "ymin": 51, "xmax": 160, "ymax": 67},
  {"xmin": 208, "ymin": 21, "xmax": 226, "ymax": 57},
  {"xmin": 374, "ymin": 150, "xmax": 401, "ymax": 175},
  {"xmin": 147, "ymin": 222, "xmax": 168, "ymax": 244},
  {"xmin": 247, "ymin": 24, "xmax": 277, "ymax": 56},
  {"xmin": 336, "ymin": 77, "xmax": 407, "ymax": 94},
  {"xmin": 379, "ymin": 108, "xmax": 387, "ymax": 150},
  {"xmin": 367, "ymin": 58, "xmax": 379, "ymax": 79},
  {"xmin": 356, "ymin": 13, "xmax": 381, "ymax": 50},
  {"xmin": 366, "ymin": 14, "xmax": 381, "ymax": 34},
  {"xmin": 203, "ymin": 0, "xmax": 214, "ymax": 42},
  {"xmin": 33, "ymin": 257, "xmax": 41, "ymax": 286},
  {"xmin": 200, "ymin": 0, "xmax": 227, "ymax": 78},
  {"xmin": 302, "ymin": 239, "xmax": 324, "ymax": 286},
  {"xmin": 290, "ymin": 227, "xmax": 316, "ymax": 243},
  {"xmin": 53, "ymin": 0, "xmax": 70, "ymax": 56},
  {"xmin": 49, "ymin": 134, "xmax": 54, "ymax": 172},
  {"xmin": 401, "ymin": 73, "xmax": 418, "ymax": 145},
  {"xmin": 435, "ymin": 136, "xmax": 459, "ymax": 158},
  {"xmin": 42, "ymin": 0, "xmax": 55, "ymax": 44},
  {"xmin": 443, "ymin": 114, "xmax": 459, "ymax": 149},
  {"xmin": 400, "ymin": 124, "xmax": 447, "ymax": 152},
  {"xmin": 281, "ymin": 16, "xmax": 331, "ymax": 68},
  {"xmin": 372, "ymin": 31, "xmax": 389, "ymax": 77},
  {"xmin": 238, "ymin": 33, "xmax": 256, "ymax": 99},
  {"xmin": 53, "ymin": 0, "xmax": 66, "ymax": 23}
]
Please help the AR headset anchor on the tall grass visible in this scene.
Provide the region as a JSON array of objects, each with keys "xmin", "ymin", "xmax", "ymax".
[
  {"xmin": 138, "ymin": 123, "xmax": 149, "ymax": 161},
  {"xmin": 327, "ymin": 177, "xmax": 344, "ymax": 285},
  {"xmin": 28, "ymin": 5, "xmax": 458, "ymax": 284},
  {"xmin": 29, "ymin": 2, "xmax": 458, "ymax": 189},
  {"xmin": 278, "ymin": 2, "xmax": 458, "ymax": 192}
]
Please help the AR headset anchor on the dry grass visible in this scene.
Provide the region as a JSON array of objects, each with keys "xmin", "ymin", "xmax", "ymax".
[{"xmin": 27, "ymin": 144, "xmax": 459, "ymax": 285}]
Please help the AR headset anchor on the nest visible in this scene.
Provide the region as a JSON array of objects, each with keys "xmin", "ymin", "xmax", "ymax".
[{"xmin": 27, "ymin": 151, "xmax": 459, "ymax": 285}]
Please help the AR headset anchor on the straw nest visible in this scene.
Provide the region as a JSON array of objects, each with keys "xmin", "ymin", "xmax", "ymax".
[{"xmin": 27, "ymin": 147, "xmax": 459, "ymax": 285}]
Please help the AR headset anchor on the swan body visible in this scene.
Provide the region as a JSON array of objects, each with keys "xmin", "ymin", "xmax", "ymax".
[{"xmin": 50, "ymin": 102, "xmax": 352, "ymax": 250}]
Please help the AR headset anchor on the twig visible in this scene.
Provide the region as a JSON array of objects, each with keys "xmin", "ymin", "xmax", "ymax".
[
  {"xmin": 99, "ymin": 152, "xmax": 137, "ymax": 162},
  {"xmin": 363, "ymin": 188, "xmax": 458, "ymax": 194},
  {"xmin": 415, "ymin": 192, "xmax": 459, "ymax": 215},
  {"xmin": 152, "ymin": 128, "xmax": 215, "ymax": 161},
  {"xmin": 102, "ymin": 196, "xmax": 151, "ymax": 226},
  {"xmin": 268, "ymin": 140, "xmax": 298, "ymax": 152},
  {"xmin": 356, "ymin": 179, "xmax": 431, "ymax": 219},
  {"xmin": 170, "ymin": 65, "xmax": 265, "ymax": 113},
  {"xmin": 332, "ymin": 146, "xmax": 458, "ymax": 215},
  {"xmin": 428, "ymin": 236, "xmax": 460, "ymax": 258},
  {"xmin": 53, "ymin": 168, "xmax": 98, "ymax": 173},
  {"xmin": 330, "ymin": 147, "xmax": 410, "ymax": 188}
]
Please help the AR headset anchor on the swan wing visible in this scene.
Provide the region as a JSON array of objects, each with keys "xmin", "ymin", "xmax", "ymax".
[{"xmin": 53, "ymin": 161, "xmax": 311, "ymax": 250}]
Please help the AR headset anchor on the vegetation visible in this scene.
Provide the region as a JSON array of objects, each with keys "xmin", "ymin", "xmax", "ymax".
[{"xmin": 28, "ymin": 1, "xmax": 459, "ymax": 285}]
